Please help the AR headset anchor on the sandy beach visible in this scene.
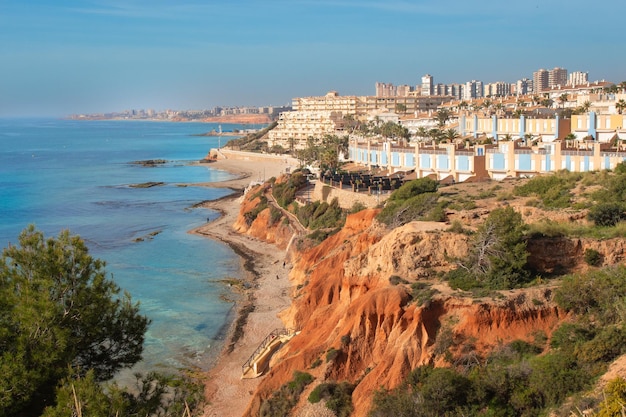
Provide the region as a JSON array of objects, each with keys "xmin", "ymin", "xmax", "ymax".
[{"xmin": 189, "ymin": 153, "xmax": 298, "ymax": 417}]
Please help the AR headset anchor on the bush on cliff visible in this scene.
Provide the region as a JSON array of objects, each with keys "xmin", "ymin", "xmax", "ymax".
[
  {"xmin": 377, "ymin": 178, "xmax": 445, "ymax": 228},
  {"xmin": 259, "ymin": 371, "xmax": 313, "ymax": 417},
  {"xmin": 514, "ymin": 170, "xmax": 581, "ymax": 209},
  {"xmin": 308, "ymin": 381, "xmax": 355, "ymax": 417},
  {"xmin": 446, "ymin": 206, "xmax": 531, "ymax": 291},
  {"xmin": 388, "ymin": 177, "xmax": 439, "ymax": 202},
  {"xmin": 295, "ymin": 198, "xmax": 345, "ymax": 230},
  {"xmin": 272, "ymin": 171, "xmax": 308, "ymax": 208}
]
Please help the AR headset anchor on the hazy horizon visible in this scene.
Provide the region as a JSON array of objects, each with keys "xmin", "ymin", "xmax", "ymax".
[{"xmin": 2, "ymin": 0, "xmax": 625, "ymax": 118}]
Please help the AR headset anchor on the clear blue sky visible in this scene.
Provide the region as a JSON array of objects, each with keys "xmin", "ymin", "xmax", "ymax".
[{"xmin": 1, "ymin": 0, "xmax": 625, "ymax": 117}]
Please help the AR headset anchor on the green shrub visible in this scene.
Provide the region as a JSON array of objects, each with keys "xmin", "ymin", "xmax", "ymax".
[
  {"xmin": 377, "ymin": 192, "xmax": 441, "ymax": 227},
  {"xmin": 296, "ymin": 198, "xmax": 346, "ymax": 230},
  {"xmin": 349, "ymin": 202, "xmax": 367, "ymax": 214},
  {"xmin": 583, "ymin": 248, "xmax": 602, "ymax": 266},
  {"xmin": 514, "ymin": 171, "xmax": 581, "ymax": 209},
  {"xmin": 595, "ymin": 377, "xmax": 626, "ymax": 416},
  {"xmin": 308, "ymin": 382, "xmax": 355, "ymax": 417},
  {"xmin": 555, "ymin": 266, "xmax": 626, "ymax": 325},
  {"xmin": 326, "ymin": 348, "xmax": 341, "ymax": 363},
  {"xmin": 447, "ymin": 219, "xmax": 468, "ymax": 234},
  {"xmin": 507, "ymin": 339, "xmax": 542, "ymax": 356},
  {"xmin": 306, "ymin": 227, "xmax": 341, "ymax": 244},
  {"xmin": 411, "ymin": 282, "xmax": 439, "ymax": 306},
  {"xmin": 389, "ymin": 275, "xmax": 408, "ymax": 285},
  {"xmin": 550, "ymin": 323, "xmax": 594, "ymax": 350},
  {"xmin": 587, "ymin": 202, "xmax": 626, "ymax": 227},
  {"xmin": 576, "ymin": 326, "xmax": 626, "ymax": 365},
  {"xmin": 260, "ymin": 371, "xmax": 314, "ymax": 417},
  {"xmin": 272, "ymin": 172, "xmax": 307, "ymax": 208},
  {"xmin": 388, "ymin": 178, "xmax": 439, "ymax": 202},
  {"xmin": 445, "ymin": 206, "xmax": 530, "ymax": 290},
  {"xmin": 243, "ymin": 196, "xmax": 268, "ymax": 226},
  {"xmin": 268, "ymin": 206, "xmax": 283, "ymax": 226}
]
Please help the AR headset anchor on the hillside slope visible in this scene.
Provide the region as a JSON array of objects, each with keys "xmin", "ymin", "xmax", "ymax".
[{"xmin": 233, "ymin": 176, "xmax": 626, "ymax": 416}]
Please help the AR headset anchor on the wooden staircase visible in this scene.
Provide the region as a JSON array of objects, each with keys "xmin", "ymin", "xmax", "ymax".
[{"xmin": 241, "ymin": 328, "xmax": 298, "ymax": 379}]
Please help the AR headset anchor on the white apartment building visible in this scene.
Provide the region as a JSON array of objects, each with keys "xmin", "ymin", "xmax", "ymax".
[
  {"xmin": 464, "ymin": 80, "xmax": 484, "ymax": 100},
  {"xmin": 485, "ymin": 82, "xmax": 511, "ymax": 97},
  {"xmin": 267, "ymin": 111, "xmax": 344, "ymax": 150},
  {"xmin": 516, "ymin": 78, "xmax": 532, "ymax": 96},
  {"xmin": 421, "ymin": 74, "xmax": 434, "ymax": 96},
  {"xmin": 568, "ymin": 71, "xmax": 589, "ymax": 86}
]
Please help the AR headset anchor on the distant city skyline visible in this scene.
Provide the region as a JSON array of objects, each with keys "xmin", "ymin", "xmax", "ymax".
[{"xmin": 1, "ymin": 0, "xmax": 625, "ymax": 117}]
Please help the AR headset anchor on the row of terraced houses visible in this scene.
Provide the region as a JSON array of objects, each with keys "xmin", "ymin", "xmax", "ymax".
[{"xmin": 267, "ymin": 75, "xmax": 626, "ymax": 182}]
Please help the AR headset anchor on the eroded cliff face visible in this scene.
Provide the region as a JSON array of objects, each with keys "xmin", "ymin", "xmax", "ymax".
[{"xmin": 231, "ymin": 185, "xmax": 619, "ymax": 417}]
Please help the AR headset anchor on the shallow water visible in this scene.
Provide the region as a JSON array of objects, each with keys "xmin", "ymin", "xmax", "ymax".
[{"xmin": 0, "ymin": 118, "xmax": 259, "ymax": 374}]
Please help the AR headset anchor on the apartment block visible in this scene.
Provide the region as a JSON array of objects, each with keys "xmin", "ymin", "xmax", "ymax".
[
  {"xmin": 464, "ymin": 80, "xmax": 484, "ymax": 100},
  {"xmin": 267, "ymin": 111, "xmax": 344, "ymax": 150},
  {"xmin": 533, "ymin": 69, "xmax": 549, "ymax": 92},
  {"xmin": 549, "ymin": 67, "xmax": 568, "ymax": 88},
  {"xmin": 421, "ymin": 74, "xmax": 434, "ymax": 96},
  {"xmin": 568, "ymin": 71, "xmax": 589, "ymax": 86}
]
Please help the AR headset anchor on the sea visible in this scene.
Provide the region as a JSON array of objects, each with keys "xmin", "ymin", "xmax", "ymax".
[{"xmin": 0, "ymin": 118, "xmax": 262, "ymax": 377}]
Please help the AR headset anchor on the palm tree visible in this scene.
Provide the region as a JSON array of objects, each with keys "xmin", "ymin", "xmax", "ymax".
[
  {"xmin": 288, "ymin": 137, "xmax": 296, "ymax": 154},
  {"xmin": 428, "ymin": 128, "xmax": 443, "ymax": 145},
  {"xmin": 483, "ymin": 99, "xmax": 493, "ymax": 114},
  {"xmin": 558, "ymin": 94, "xmax": 568, "ymax": 109},
  {"xmin": 435, "ymin": 109, "xmax": 451, "ymax": 127},
  {"xmin": 444, "ymin": 128, "xmax": 460, "ymax": 142},
  {"xmin": 616, "ymin": 99, "xmax": 626, "ymax": 115},
  {"xmin": 581, "ymin": 101, "xmax": 591, "ymax": 113},
  {"xmin": 415, "ymin": 126, "xmax": 429, "ymax": 142}
]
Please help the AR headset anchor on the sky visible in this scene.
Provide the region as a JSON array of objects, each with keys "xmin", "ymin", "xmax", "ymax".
[{"xmin": 1, "ymin": 0, "xmax": 625, "ymax": 117}]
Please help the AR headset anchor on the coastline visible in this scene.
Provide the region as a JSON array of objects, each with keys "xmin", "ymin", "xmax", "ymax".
[{"xmin": 189, "ymin": 155, "xmax": 295, "ymax": 417}]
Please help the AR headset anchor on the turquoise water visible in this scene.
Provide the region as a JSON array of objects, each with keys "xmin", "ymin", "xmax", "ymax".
[{"xmin": 0, "ymin": 118, "xmax": 257, "ymax": 374}]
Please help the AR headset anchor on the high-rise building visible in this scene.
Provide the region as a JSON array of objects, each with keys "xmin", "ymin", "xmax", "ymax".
[
  {"xmin": 396, "ymin": 84, "xmax": 413, "ymax": 97},
  {"xmin": 533, "ymin": 69, "xmax": 549, "ymax": 93},
  {"xmin": 485, "ymin": 81, "xmax": 511, "ymax": 97},
  {"xmin": 549, "ymin": 67, "xmax": 567, "ymax": 88},
  {"xmin": 464, "ymin": 80, "xmax": 484, "ymax": 100},
  {"xmin": 568, "ymin": 71, "xmax": 589, "ymax": 86},
  {"xmin": 446, "ymin": 84, "xmax": 464, "ymax": 100},
  {"xmin": 421, "ymin": 74, "xmax": 434, "ymax": 96},
  {"xmin": 516, "ymin": 78, "xmax": 532, "ymax": 96},
  {"xmin": 375, "ymin": 82, "xmax": 396, "ymax": 97}
]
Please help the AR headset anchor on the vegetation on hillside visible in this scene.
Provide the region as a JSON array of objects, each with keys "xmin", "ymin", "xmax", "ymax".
[
  {"xmin": 376, "ymin": 178, "xmax": 443, "ymax": 227},
  {"xmin": 259, "ymin": 371, "xmax": 314, "ymax": 417},
  {"xmin": 223, "ymin": 121, "xmax": 278, "ymax": 152},
  {"xmin": 370, "ymin": 266, "xmax": 626, "ymax": 417},
  {"xmin": 368, "ymin": 163, "xmax": 626, "ymax": 416},
  {"xmin": 0, "ymin": 226, "xmax": 203, "ymax": 417},
  {"xmin": 446, "ymin": 206, "xmax": 531, "ymax": 291}
]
